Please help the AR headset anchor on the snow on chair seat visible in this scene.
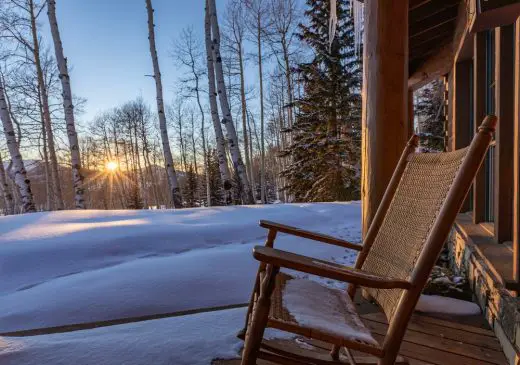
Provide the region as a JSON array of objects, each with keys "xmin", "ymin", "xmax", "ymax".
[{"xmin": 267, "ymin": 273, "xmax": 381, "ymax": 354}]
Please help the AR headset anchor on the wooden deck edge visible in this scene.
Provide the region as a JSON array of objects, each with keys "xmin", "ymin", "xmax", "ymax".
[{"xmin": 0, "ymin": 303, "xmax": 248, "ymax": 337}]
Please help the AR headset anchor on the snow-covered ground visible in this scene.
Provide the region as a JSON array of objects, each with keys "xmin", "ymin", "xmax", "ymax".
[
  {"xmin": 0, "ymin": 308, "xmax": 247, "ymax": 365},
  {"xmin": 0, "ymin": 203, "xmax": 360, "ymax": 333},
  {"xmin": 0, "ymin": 203, "xmax": 360, "ymax": 364},
  {"xmin": 0, "ymin": 202, "xmax": 481, "ymax": 364}
]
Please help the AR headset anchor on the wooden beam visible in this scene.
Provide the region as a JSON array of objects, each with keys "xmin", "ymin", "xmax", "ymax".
[
  {"xmin": 408, "ymin": 44, "xmax": 453, "ymax": 91},
  {"xmin": 452, "ymin": 0, "xmax": 473, "ymax": 62},
  {"xmin": 410, "ymin": 6, "xmax": 459, "ymax": 38},
  {"xmin": 410, "ymin": 22, "xmax": 454, "ymax": 49},
  {"xmin": 471, "ymin": 2, "xmax": 520, "ymax": 33},
  {"xmin": 410, "ymin": 0, "xmax": 460, "ymax": 23},
  {"xmin": 362, "ymin": 0, "xmax": 410, "ymax": 237},
  {"xmin": 410, "ymin": 37, "xmax": 452, "ymax": 61},
  {"xmin": 473, "ymin": 32, "xmax": 487, "ymax": 224},
  {"xmin": 514, "ymin": 18, "xmax": 520, "ymax": 285},
  {"xmin": 494, "ymin": 25, "xmax": 515, "ymax": 243},
  {"xmin": 409, "ymin": 0, "xmax": 433, "ymax": 11}
]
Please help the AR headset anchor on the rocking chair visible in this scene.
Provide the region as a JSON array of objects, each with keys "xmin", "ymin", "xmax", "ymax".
[{"xmin": 239, "ymin": 116, "xmax": 497, "ymax": 365}]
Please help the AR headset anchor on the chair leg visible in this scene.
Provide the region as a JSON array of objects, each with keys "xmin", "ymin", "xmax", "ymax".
[
  {"xmin": 237, "ymin": 268, "xmax": 261, "ymax": 340},
  {"xmin": 241, "ymin": 264, "xmax": 279, "ymax": 365}
]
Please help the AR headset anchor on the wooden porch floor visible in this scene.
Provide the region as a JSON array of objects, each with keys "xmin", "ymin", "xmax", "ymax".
[{"xmin": 214, "ymin": 311, "xmax": 508, "ymax": 365}]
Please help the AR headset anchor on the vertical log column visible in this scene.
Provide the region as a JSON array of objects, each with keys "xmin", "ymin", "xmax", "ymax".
[
  {"xmin": 361, "ymin": 0, "xmax": 410, "ymax": 236},
  {"xmin": 513, "ymin": 18, "xmax": 520, "ymax": 284},
  {"xmin": 473, "ymin": 32, "xmax": 487, "ymax": 224},
  {"xmin": 495, "ymin": 25, "xmax": 515, "ymax": 244},
  {"xmin": 453, "ymin": 61, "xmax": 472, "ymax": 212}
]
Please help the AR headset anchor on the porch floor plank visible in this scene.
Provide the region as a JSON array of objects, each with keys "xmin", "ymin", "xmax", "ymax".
[{"xmin": 214, "ymin": 311, "xmax": 508, "ymax": 365}]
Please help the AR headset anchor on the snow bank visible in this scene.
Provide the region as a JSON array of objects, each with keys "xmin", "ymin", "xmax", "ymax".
[
  {"xmin": 0, "ymin": 308, "xmax": 246, "ymax": 365},
  {"xmin": 415, "ymin": 295, "xmax": 481, "ymax": 316},
  {"xmin": 0, "ymin": 203, "xmax": 361, "ymax": 332}
]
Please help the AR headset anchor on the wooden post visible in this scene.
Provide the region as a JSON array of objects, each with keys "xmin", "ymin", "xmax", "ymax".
[
  {"xmin": 361, "ymin": 0, "xmax": 410, "ymax": 237},
  {"xmin": 453, "ymin": 61, "xmax": 472, "ymax": 212},
  {"xmin": 495, "ymin": 25, "xmax": 515, "ymax": 244},
  {"xmin": 473, "ymin": 32, "xmax": 487, "ymax": 224},
  {"xmin": 513, "ymin": 18, "xmax": 520, "ymax": 284}
]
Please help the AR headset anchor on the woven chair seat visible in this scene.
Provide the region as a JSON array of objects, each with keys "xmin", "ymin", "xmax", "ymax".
[{"xmin": 267, "ymin": 272, "xmax": 379, "ymax": 348}]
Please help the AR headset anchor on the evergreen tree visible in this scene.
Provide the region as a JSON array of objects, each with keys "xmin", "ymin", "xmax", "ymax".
[
  {"xmin": 126, "ymin": 181, "xmax": 143, "ymax": 209},
  {"xmin": 183, "ymin": 164, "xmax": 198, "ymax": 207},
  {"xmin": 203, "ymin": 149, "xmax": 225, "ymax": 206},
  {"xmin": 283, "ymin": 0, "xmax": 361, "ymax": 202},
  {"xmin": 415, "ymin": 80, "xmax": 445, "ymax": 152}
]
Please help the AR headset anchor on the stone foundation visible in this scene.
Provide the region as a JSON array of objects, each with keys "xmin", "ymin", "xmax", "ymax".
[{"xmin": 449, "ymin": 224, "xmax": 520, "ymax": 364}]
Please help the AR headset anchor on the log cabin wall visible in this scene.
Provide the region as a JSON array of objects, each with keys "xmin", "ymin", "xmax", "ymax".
[
  {"xmin": 361, "ymin": 1, "xmax": 520, "ymax": 362},
  {"xmin": 437, "ymin": 2, "xmax": 520, "ymax": 363}
]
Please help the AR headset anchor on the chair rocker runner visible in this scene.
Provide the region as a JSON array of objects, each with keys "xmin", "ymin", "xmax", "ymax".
[{"xmin": 239, "ymin": 116, "xmax": 497, "ymax": 365}]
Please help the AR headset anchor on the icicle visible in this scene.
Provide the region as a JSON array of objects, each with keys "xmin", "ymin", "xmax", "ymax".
[
  {"xmin": 352, "ymin": 0, "xmax": 364, "ymax": 57},
  {"xmin": 331, "ymin": 0, "xmax": 364, "ymax": 56},
  {"xmin": 329, "ymin": 0, "xmax": 337, "ymax": 52}
]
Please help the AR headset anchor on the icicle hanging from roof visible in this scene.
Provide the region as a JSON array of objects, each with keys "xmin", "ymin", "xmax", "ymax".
[
  {"xmin": 328, "ymin": 0, "xmax": 338, "ymax": 52},
  {"xmin": 351, "ymin": 0, "xmax": 364, "ymax": 56},
  {"xmin": 329, "ymin": 0, "xmax": 364, "ymax": 56}
]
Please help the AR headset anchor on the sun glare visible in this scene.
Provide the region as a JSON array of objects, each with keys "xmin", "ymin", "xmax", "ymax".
[{"xmin": 106, "ymin": 161, "xmax": 118, "ymax": 172}]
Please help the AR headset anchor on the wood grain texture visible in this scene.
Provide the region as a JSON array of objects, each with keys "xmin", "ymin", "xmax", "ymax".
[
  {"xmin": 259, "ymin": 220, "xmax": 363, "ymax": 251},
  {"xmin": 361, "ymin": 0, "xmax": 410, "ymax": 238},
  {"xmin": 253, "ymin": 246, "xmax": 413, "ymax": 290},
  {"xmin": 473, "ymin": 32, "xmax": 487, "ymax": 224},
  {"xmin": 453, "ymin": 60, "xmax": 472, "ymax": 212},
  {"xmin": 494, "ymin": 25, "xmax": 515, "ymax": 243}
]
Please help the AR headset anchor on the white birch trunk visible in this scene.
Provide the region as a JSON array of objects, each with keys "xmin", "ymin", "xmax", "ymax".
[
  {"xmin": 0, "ymin": 79, "xmax": 35, "ymax": 213},
  {"xmin": 207, "ymin": 0, "xmax": 254, "ymax": 204},
  {"xmin": 29, "ymin": 0, "xmax": 64, "ymax": 210},
  {"xmin": 0, "ymin": 152, "xmax": 14, "ymax": 215},
  {"xmin": 47, "ymin": 0, "xmax": 86, "ymax": 209},
  {"xmin": 204, "ymin": 1, "xmax": 232, "ymax": 193},
  {"xmin": 145, "ymin": 0, "xmax": 182, "ymax": 208}
]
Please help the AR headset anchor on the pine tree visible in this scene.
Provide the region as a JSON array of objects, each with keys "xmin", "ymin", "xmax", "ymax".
[
  {"xmin": 183, "ymin": 164, "xmax": 198, "ymax": 208},
  {"xmin": 415, "ymin": 80, "xmax": 445, "ymax": 152},
  {"xmin": 204, "ymin": 149, "xmax": 225, "ymax": 206},
  {"xmin": 126, "ymin": 182, "xmax": 144, "ymax": 209},
  {"xmin": 283, "ymin": 0, "xmax": 361, "ymax": 202}
]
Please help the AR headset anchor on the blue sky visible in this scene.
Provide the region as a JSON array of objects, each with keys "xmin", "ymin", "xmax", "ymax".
[{"xmin": 41, "ymin": 0, "xmax": 226, "ymax": 122}]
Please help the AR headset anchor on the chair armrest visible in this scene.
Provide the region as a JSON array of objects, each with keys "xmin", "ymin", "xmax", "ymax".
[
  {"xmin": 253, "ymin": 246, "xmax": 413, "ymax": 290},
  {"xmin": 259, "ymin": 220, "xmax": 363, "ymax": 251}
]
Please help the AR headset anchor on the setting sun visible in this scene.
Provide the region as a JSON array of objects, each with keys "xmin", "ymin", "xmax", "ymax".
[{"xmin": 106, "ymin": 161, "xmax": 118, "ymax": 172}]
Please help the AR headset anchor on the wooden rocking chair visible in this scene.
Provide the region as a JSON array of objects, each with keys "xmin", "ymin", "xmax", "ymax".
[{"xmin": 239, "ymin": 116, "xmax": 497, "ymax": 365}]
